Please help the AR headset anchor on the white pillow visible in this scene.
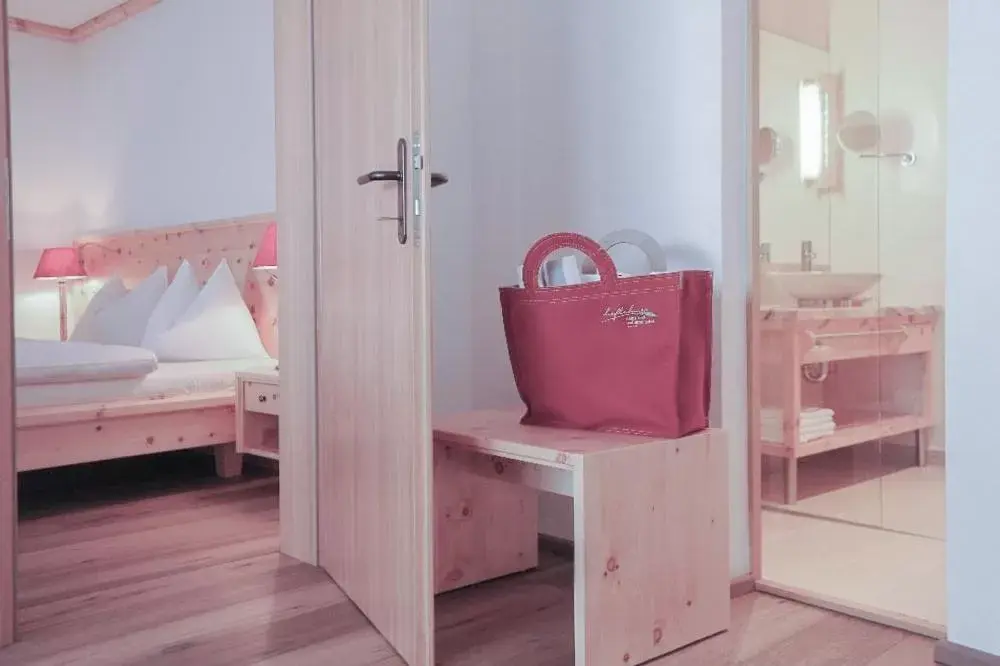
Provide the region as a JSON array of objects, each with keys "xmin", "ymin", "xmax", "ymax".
[
  {"xmin": 70, "ymin": 277, "xmax": 128, "ymax": 342},
  {"xmin": 146, "ymin": 260, "xmax": 269, "ymax": 361},
  {"xmin": 70, "ymin": 268, "xmax": 168, "ymax": 347},
  {"xmin": 141, "ymin": 261, "xmax": 200, "ymax": 347}
]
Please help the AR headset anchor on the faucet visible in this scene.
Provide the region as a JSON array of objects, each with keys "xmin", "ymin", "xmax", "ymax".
[
  {"xmin": 801, "ymin": 240, "xmax": 816, "ymax": 272},
  {"xmin": 759, "ymin": 242, "xmax": 772, "ymax": 264}
]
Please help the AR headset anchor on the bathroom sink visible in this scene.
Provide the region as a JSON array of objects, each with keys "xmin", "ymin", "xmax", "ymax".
[{"xmin": 767, "ymin": 271, "xmax": 881, "ymax": 302}]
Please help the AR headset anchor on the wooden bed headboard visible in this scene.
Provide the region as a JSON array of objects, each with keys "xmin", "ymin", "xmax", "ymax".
[{"xmin": 74, "ymin": 213, "xmax": 279, "ymax": 355}]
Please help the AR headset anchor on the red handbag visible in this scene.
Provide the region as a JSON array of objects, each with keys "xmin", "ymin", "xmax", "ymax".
[{"xmin": 499, "ymin": 232, "xmax": 712, "ymax": 438}]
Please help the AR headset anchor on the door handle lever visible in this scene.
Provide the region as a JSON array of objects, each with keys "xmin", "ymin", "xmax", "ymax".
[
  {"xmin": 357, "ymin": 139, "xmax": 410, "ymax": 244},
  {"xmin": 357, "ymin": 170, "xmax": 402, "ymax": 186},
  {"xmin": 355, "ymin": 153, "xmax": 450, "ymax": 246},
  {"xmin": 358, "ymin": 171, "xmax": 448, "ymax": 187}
]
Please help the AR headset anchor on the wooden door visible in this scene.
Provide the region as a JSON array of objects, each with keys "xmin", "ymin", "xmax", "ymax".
[
  {"xmin": 313, "ymin": 1, "xmax": 434, "ymax": 665},
  {"xmin": 0, "ymin": 0, "xmax": 15, "ymax": 648}
]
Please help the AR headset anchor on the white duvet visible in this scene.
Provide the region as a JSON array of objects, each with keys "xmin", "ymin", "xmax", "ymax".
[{"xmin": 15, "ymin": 338, "xmax": 158, "ymax": 386}]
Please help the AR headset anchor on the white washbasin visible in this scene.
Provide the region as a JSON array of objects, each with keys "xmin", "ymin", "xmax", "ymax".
[{"xmin": 767, "ymin": 271, "xmax": 881, "ymax": 302}]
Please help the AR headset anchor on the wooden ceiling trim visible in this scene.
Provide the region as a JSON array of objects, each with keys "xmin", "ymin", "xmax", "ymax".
[{"xmin": 7, "ymin": 0, "xmax": 162, "ymax": 43}]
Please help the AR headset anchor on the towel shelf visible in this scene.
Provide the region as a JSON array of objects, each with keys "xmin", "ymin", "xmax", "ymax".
[
  {"xmin": 759, "ymin": 307, "xmax": 941, "ymax": 504},
  {"xmin": 801, "ymin": 323, "xmax": 932, "ymax": 364}
]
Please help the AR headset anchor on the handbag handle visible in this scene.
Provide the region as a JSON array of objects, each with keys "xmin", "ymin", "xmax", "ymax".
[
  {"xmin": 521, "ymin": 233, "xmax": 619, "ymax": 294},
  {"xmin": 579, "ymin": 229, "xmax": 668, "ymax": 275},
  {"xmin": 599, "ymin": 229, "xmax": 668, "ymax": 273}
]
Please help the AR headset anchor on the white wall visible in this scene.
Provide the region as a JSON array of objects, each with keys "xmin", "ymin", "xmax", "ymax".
[
  {"xmin": 8, "ymin": 34, "xmax": 84, "ymax": 338},
  {"xmin": 430, "ymin": 0, "xmax": 752, "ymax": 577},
  {"xmin": 76, "ymin": 0, "xmax": 276, "ymax": 232},
  {"xmin": 8, "ymin": 0, "xmax": 275, "ymax": 338},
  {"xmin": 946, "ymin": 2, "xmax": 1000, "ymax": 656},
  {"xmin": 8, "ymin": 34, "xmax": 82, "ymax": 249}
]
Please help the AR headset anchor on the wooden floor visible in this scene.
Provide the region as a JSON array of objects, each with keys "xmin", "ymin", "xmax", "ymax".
[
  {"xmin": 0, "ymin": 460, "xmax": 936, "ymax": 665},
  {"xmin": 762, "ymin": 510, "xmax": 946, "ymax": 637}
]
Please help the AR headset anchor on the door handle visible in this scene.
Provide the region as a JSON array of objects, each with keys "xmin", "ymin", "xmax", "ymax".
[
  {"xmin": 357, "ymin": 138, "xmax": 409, "ymax": 244},
  {"xmin": 357, "ymin": 170, "xmax": 402, "ymax": 185},
  {"xmin": 357, "ymin": 171, "xmax": 448, "ymax": 187},
  {"xmin": 356, "ymin": 143, "xmax": 449, "ymax": 246}
]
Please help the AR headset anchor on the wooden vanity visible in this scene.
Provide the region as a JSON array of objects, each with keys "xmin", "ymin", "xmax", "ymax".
[{"xmin": 759, "ymin": 306, "xmax": 941, "ymax": 504}]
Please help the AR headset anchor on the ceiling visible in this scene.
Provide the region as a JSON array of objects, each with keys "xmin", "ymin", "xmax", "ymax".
[{"xmin": 7, "ymin": 0, "xmax": 125, "ymax": 29}]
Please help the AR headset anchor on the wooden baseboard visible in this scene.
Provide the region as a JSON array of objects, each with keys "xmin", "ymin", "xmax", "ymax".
[
  {"xmin": 936, "ymin": 641, "xmax": 1000, "ymax": 666},
  {"xmin": 757, "ymin": 579, "xmax": 945, "ymax": 640},
  {"xmin": 538, "ymin": 535, "xmax": 754, "ymax": 599},
  {"xmin": 729, "ymin": 574, "xmax": 756, "ymax": 599}
]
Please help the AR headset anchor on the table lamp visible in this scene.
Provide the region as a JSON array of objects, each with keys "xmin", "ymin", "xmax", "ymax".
[
  {"xmin": 251, "ymin": 223, "xmax": 279, "ymax": 372},
  {"xmin": 252, "ymin": 223, "xmax": 277, "ymax": 272},
  {"xmin": 34, "ymin": 246, "xmax": 87, "ymax": 341}
]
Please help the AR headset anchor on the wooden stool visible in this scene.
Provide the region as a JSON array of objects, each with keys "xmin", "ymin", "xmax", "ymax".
[{"xmin": 433, "ymin": 410, "xmax": 730, "ymax": 666}]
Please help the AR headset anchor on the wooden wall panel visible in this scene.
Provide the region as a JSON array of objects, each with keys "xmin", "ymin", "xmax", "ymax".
[
  {"xmin": 0, "ymin": 0, "xmax": 14, "ymax": 647},
  {"xmin": 274, "ymin": 0, "xmax": 317, "ymax": 565},
  {"xmin": 759, "ymin": 0, "xmax": 830, "ymax": 51}
]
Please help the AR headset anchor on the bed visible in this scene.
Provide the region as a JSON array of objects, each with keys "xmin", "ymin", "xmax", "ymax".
[{"xmin": 15, "ymin": 214, "xmax": 278, "ymax": 476}]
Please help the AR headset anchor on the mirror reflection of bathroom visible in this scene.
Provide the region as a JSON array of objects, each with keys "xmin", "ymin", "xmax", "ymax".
[{"xmin": 756, "ymin": 0, "xmax": 946, "ymax": 638}]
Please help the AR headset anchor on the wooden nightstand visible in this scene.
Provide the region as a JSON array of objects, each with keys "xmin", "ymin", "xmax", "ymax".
[{"xmin": 236, "ymin": 369, "xmax": 280, "ymax": 460}]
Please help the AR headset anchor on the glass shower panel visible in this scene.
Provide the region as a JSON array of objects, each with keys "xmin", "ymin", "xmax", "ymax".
[
  {"xmin": 759, "ymin": 0, "xmax": 889, "ymax": 525},
  {"xmin": 809, "ymin": 0, "xmax": 887, "ymax": 531},
  {"xmin": 872, "ymin": 0, "xmax": 947, "ymax": 541},
  {"xmin": 758, "ymin": 0, "xmax": 947, "ymax": 632},
  {"xmin": 757, "ymin": 24, "xmax": 836, "ymax": 508}
]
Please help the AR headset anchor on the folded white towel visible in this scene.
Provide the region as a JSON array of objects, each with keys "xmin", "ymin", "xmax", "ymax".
[
  {"xmin": 762, "ymin": 421, "xmax": 836, "ymax": 444},
  {"xmin": 761, "ymin": 415, "xmax": 835, "ymax": 430},
  {"xmin": 760, "ymin": 407, "xmax": 835, "ymax": 423},
  {"xmin": 761, "ymin": 416, "xmax": 836, "ymax": 432}
]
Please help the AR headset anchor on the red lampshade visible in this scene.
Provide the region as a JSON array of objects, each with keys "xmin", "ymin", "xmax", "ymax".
[
  {"xmin": 33, "ymin": 247, "xmax": 86, "ymax": 280},
  {"xmin": 252, "ymin": 223, "xmax": 277, "ymax": 269}
]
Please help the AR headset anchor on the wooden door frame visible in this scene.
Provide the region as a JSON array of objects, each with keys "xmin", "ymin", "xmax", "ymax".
[
  {"xmin": 747, "ymin": 0, "xmax": 763, "ymax": 584},
  {"xmin": 0, "ymin": 0, "xmax": 15, "ymax": 647},
  {"xmin": 0, "ymin": 4, "xmax": 323, "ymax": 647},
  {"xmin": 0, "ymin": 2, "xmax": 321, "ymax": 649},
  {"xmin": 274, "ymin": 0, "xmax": 318, "ymax": 565}
]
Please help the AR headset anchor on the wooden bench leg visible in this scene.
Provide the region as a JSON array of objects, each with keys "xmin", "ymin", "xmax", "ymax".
[
  {"xmin": 784, "ymin": 456, "xmax": 798, "ymax": 505},
  {"xmin": 916, "ymin": 430, "xmax": 929, "ymax": 467},
  {"xmin": 572, "ymin": 433, "xmax": 730, "ymax": 666},
  {"xmin": 214, "ymin": 443, "xmax": 243, "ymax": 479},
  {"xmin": 433, "ymin": 441, "xmax": 539, "ymax": 594}
]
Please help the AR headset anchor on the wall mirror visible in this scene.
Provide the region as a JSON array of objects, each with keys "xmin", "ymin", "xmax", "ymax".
[{"xmin": 837, "ymin": 110, "xmax": 880, "ymax": 152}]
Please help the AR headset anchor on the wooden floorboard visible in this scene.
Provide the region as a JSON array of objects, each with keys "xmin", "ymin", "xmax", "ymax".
[{"xmin": 0, "ymin": 468, "xmax": 936, "ymax": 665}]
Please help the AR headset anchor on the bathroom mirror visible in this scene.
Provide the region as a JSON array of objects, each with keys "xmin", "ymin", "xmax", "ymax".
[
  {"xmin": 837, "ymin": 110, "xmax": 880, "ymax": 152},
  {"xmin": 758, "ymin": 28, "xmax": 837, "ymax": 274}
]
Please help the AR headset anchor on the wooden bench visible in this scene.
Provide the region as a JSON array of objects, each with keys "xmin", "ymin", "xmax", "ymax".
[{"xmin": 433, "ymin": 410, "xmax": 730, "ymax": 666}]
